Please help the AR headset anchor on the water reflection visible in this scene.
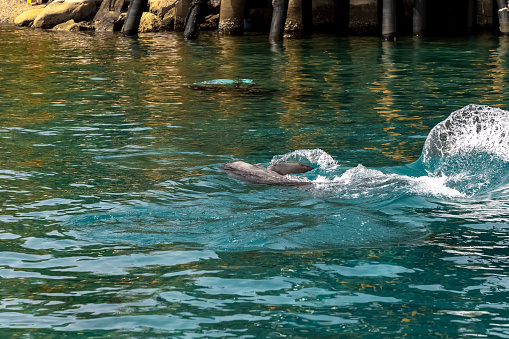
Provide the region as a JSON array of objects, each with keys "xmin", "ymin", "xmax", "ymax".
[{"xmin": 486, "ymin": 37, "xmax": 509, "ymax": 104}]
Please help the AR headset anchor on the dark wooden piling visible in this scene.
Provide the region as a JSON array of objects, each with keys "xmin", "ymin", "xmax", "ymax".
[
  {"xmin": 382, "ymin": 0, "xmax": 396, "ymax": 41},
  {"xmin": 270, "ymin": 0, "xmax": 290, "ymax": 42},
  {"xmin": 175, "ymin": 0, "xmax": 193, "ymax": 32},
  {"xmin": 219, "ymin": 0, "xmax": 246, "ymax": 35},
  {"xmin": 497, "ymin": 0, "xmax": 509, "ymax": 36},
  {"xmin": 183, "ymin": 0, "xmax": 208, "ymax": 39},
  {"xmin": 413, "ymin": 0, "xmax": 426, "ymax": 36},
  {"xmin": 122, "ymin": 0, "xmax": 148, "ymax": 36},
  {"xmin": 284, "ymin": 0, "xmax": 303, "ymax": 38},
  {"xmin": 122, "ymin": 0, "xmax": 508, "ymax": 40}
]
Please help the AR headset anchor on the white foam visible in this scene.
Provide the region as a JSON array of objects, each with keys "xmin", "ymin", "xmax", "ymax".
[
  {"xmin": 271, "ymin": 148, "xmax": 339, "ymax": 169},
  {"xmin": 407, "ymin": 175, "xmax": 466, "ymax": 198},
  {"xmin": 310, "ymin": 164, "xmax": 465, "ymax": 198}
]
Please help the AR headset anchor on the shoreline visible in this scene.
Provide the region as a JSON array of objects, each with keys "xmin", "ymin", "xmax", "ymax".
[{"xmin": 0, "ymin": 0, "xmax": 38, "ymax": 24}]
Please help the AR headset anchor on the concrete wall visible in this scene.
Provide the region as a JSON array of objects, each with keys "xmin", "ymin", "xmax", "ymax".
[
  {"xmin": 349, "ymin": 0, "xmax": 378, "ymax": 35},
  {"xmin": 312, "ymin": 0, "xmax": 337, "ymax": 31},
  {"xmin": 477, "ymin": 0, "xmax": 494, "ymax": 31}
]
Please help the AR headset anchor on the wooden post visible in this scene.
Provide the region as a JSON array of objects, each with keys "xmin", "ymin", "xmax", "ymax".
[
  {"xmin": 270, "ymin": 0, "xmax": 289, "ymax": 42},
  {"xmin": 497, "ymin": 0, "xmax": 509, "ymax": 36},
  {"xmin": 284, "ymin": 0, "xmax": 303, "ymax": 37},
  {"xmin": 183, "ymin": 0, "xmax": 208, "ymax": 39},
  {"xmin": 175, "ymin": 0, "xmax": 193, "ymax": 32},
  {"xmin": 413, "ymin": 0, "xmax": 426, "ymax": 36},
  {"xmin": 219, "ymin": 0, "xmax": 246, "ymax": 35},
  {"xmin": 122, "ymin": 0, "xmax": 148, "ymax": 36},
  {"xmin": 382, "ymin": 0, "xmax": 396, "ymax": 41}
]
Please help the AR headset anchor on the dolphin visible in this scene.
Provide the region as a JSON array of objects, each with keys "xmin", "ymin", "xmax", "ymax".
[{"xmin": 220, "ymin": 161, "xmax": 314, "ymax": 186}]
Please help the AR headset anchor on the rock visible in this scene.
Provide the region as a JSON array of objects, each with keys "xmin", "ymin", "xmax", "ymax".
[
  {"xmin": 94, "ymin": 10, "xmax": 122, "ymax": 31},
  {"xmin": 138, "ymin": 11, "xmax": 164, "ymax": 32},
  {"xmin": 33, "ymin": 0, "xmax": 97, "ymax": 29},
  {"xmin": 52, "ymin": 18, "xmax": 94, "ymax": 30},
  {"xmin": 52, "ymin": 18, "xmax": 81, "ymax": 30},
  {"xmin": 115, "ymin": 12, "xmax": 127, "ymax": 30},
  {"xmin": 161, "ymin": 9, "xmax": 174, "ymax": 30},
  {"xmin": 200, "ymin": 14, "xmax": 218, "ymax": 30},
  {"xmin": 14, "ymin": 8, "xmax": 44, "ymax": 26},
  {"xmin": 149, "ymin": 0, "xmax": 176, "ymax": 18},
  {"xmin": 93, "ymin": 0, "xmax": 124, "ymax": 31}
]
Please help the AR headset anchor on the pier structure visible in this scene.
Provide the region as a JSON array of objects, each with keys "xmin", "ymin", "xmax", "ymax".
[
  {"xmin": 121, "ymin": 0, "xmax": 508, "ymax": 39},
  {"xmin": 218, "ymin": 0, "xmax": 246, "ymax": 35},
  {"xmin": 497, "ymin": 0, "xmax": 509, "ymax": 36}
]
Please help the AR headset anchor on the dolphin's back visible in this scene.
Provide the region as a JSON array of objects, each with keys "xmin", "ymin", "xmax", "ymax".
[
  {"xmin": 220, "ymin": 161, "xmax": 312, "ymax": 186},
  {"xmin": 267, "ymin": 162, "xmax": 314, "ymax": 175}
]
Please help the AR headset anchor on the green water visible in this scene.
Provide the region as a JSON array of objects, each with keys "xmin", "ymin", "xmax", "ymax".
[{"xmin": 1, "ymin": 25, "xmax": 509, "ymax": 337}]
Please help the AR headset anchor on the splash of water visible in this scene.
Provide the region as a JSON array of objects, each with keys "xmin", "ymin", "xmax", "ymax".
[
  {"xmin": 420, "ymin": 104, "xmax": 509, "ymax": 195},
  {"xmin": 422, "ymin": 104, "xmax": 509, "ymax": 163},
  {"xmin": 270, "ymin": 148, "xmax": 339, "ymax": 169},
  {"xmin": 271, "ymin": 150, "xmax": 464, "ymax": 198},
  {"xmin": 68, "ymin": 104, "xmax": 509, "ymax": 251},
  {"xmin": 283, "ymin": 105, "xmax": 509, "ymax": 198}
]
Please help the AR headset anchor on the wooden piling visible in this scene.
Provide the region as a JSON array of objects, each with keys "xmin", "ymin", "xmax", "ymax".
[
  {"xmin": 122, "ymin": 0, "xmax": 148, "ymax": 36},
  {"xmin": 497, "ymin": 0, "xmax": 509, "ymax": 36},
  {"xmin": 382, "ymin": 0, "xmax": 396, "ymax": 41},
  {"xmin": 175, "ymin": 0, "xmax": 192, "ymax": 32},
  {"xmin": 270, "ymin": 0, "xmax": 289, "ymax": 42},
  {"xmin": 219, "ymin": 0, "xmax": 246, "ymax": 35},
  {"xmin": 184, "ymin": 0, "xmax": 208, "ymax": 39},
  {"xmin": 284, "ymin": 0, "xmax": 303, "ymax": 37},
  {"xmin": 413, "ymin": 0, "xmax": 426, "ymax": 36}
]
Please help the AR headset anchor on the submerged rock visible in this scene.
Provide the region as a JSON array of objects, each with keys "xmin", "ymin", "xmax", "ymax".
[
  {"xmin": 14, "ymin": 7, "xmax": 44, "ymax": 26},
  {"xmin": 33, "ymin": 0, "xmax": 97, "ymax": 29},
  {"xmin": 185, "ymin": 79, "xmax": 261, "ymax": 93},
  {"xmin": 52, "ymin": 18, "xmax": 93, "ymax": 30}
]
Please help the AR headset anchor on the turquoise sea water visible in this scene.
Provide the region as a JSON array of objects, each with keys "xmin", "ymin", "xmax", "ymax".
[{"xmin": 1, "ymin": 25, "xmax": 509, "ymax": 337}]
